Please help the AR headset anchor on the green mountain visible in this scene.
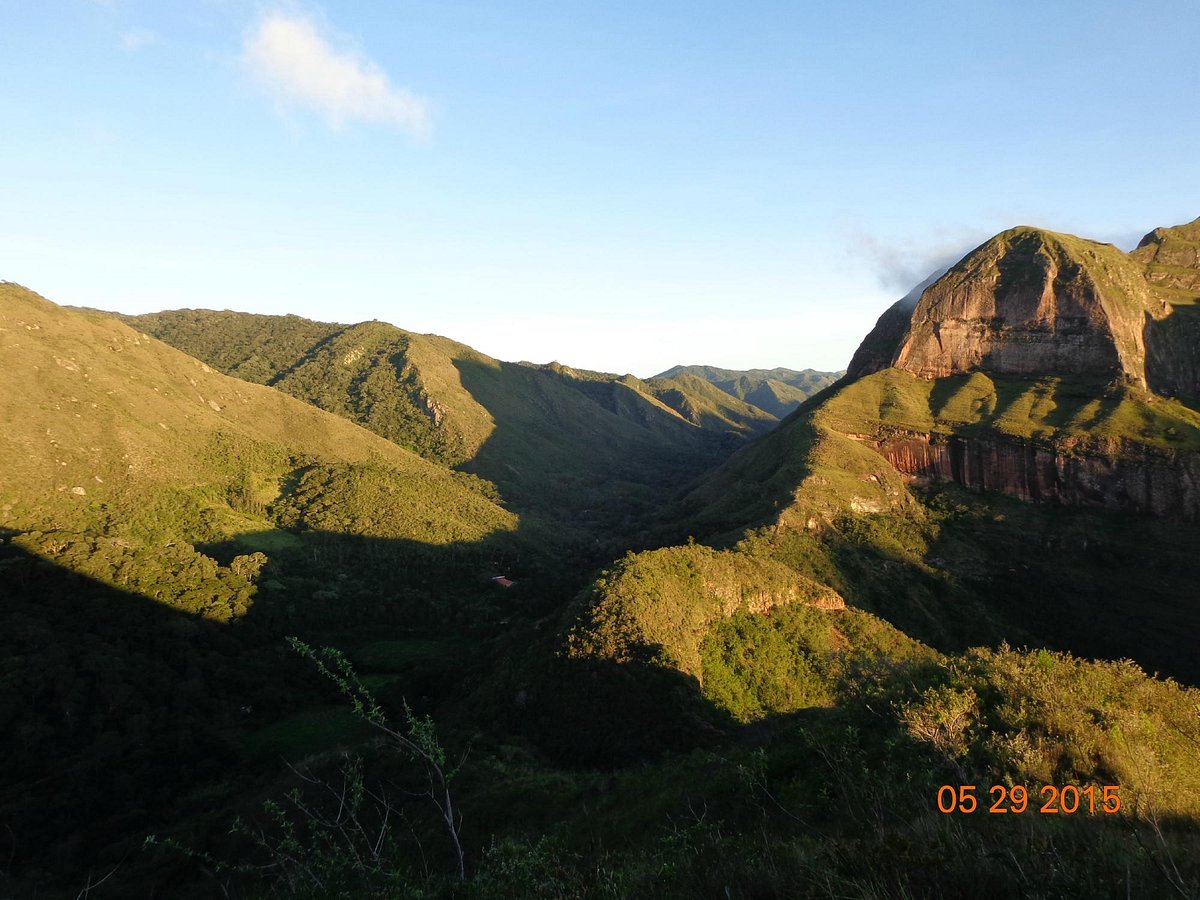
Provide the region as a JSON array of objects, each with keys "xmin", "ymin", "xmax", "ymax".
[
  {"xmin": 652, "ymin": 364, "xmax": 842, "ymax": 417},
  {"xmin": 119, "ymin": 309, "xmax": 771, "ymax": 537},
  {"xmin": 7, "ymin": 210, "xmax": 1200, "ymax": 900},
  {"xmin": 642, "ymin": 218, "xmax": 1200, "ymax": 688},
  {"xmin": 546, "ymin": 218, "xmax": 1200, "ymax": 895},
  {"xmin": 0, "ymin": 282, "xmax": 537, "ymax": 888},
  {"xmin": 5, "ymin": 286, "xmax": 515, "ymax": 560}
]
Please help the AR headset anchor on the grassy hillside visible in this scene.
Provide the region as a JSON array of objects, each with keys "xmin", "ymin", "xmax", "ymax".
[
  {"xmin": 639, "ymin": 371, "xmax": 779, "ymax": 435},
  {"xmin": 5, "ymin": 276, "xmax": 1200, "ymax": 898},
  {"xmin": 654, "ymin": 364, "xmax": 842, "ymax": 417},
  {"xmin": 123, "ymin": 309, "xmax": 758, "ymax": 537},
  {"xmin": 1, "ymin": 283, "xmax": 519, "ymax": 618},
  {"xmin": 820, "ymin": 367, "xmax": 1200, "ymax": 452},
  {"xmin": 9, "ymin": 210, "xmax": 1200, "ymax": 900}
]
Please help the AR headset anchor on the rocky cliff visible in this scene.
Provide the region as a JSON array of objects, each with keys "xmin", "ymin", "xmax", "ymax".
[
  {"xmin": 838, "ymin": 216, "xmax": 1200, "ymax": 519},
  {"xmin": 850, "ymin": 217, "xmax": 1200, "ymax": 395},
  {"xmin": 870, "ymin": 430, "xmax": 1200, "ymax": 521},
  {"xmin": 893, "ymin": 228, "xmax": 1152, "ymax": 383}
]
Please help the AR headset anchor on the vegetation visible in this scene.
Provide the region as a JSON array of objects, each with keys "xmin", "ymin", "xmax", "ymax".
[
  {"xmin": 652, "ymin": 364, "xmax": 843, "ymax": 418},
  {"xmin": 122, "ymin": 308, "xmax": 776, "ymax": 541},
  {"xmin": 566, "ymin": 544, "xmax": 843, "ymax": 680},
  {"xmin": 6, "ymin": 229, "xmax": 1200, "ymax": 900},
  {"xmin": 818, "ymin": 367, "xmax": 1200, "ymax": 453}
]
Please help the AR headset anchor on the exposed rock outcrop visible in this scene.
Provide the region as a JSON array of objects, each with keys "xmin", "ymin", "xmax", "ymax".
[
  {"xmin": 869, "ymin": 430, "xmax": 1200, "ymax": 521},
  {"xmin": 840, "ymin": 216, "xmax": 1200, "ymax": 520},
  {"xmin": 891, "ymin": 228, "xmax": 1152, "ymax": 385},
  {"xmin": 850, "ymin": 221, "xmax": 1200, "ymax": 391}
]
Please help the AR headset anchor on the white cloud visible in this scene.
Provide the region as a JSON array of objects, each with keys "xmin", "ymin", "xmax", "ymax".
[
  {"xmin": 241, "ymin": 11, "xmax": 430, "ymax": 137},
  {"xmin": 846, "ymin": 227, "xmax": 989, "ymax": 295},
  {"xmin": 121, "ymin": 29, "xmax": 158, "ymax": 51}
]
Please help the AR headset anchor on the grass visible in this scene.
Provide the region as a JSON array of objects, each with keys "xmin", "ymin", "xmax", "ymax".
[
  {"xmin": 244, "ymin": 704, "xmax": 376, "ymax": 760},
  {"xmin": 566, "ymin": 543, "xmax": 844, "ymax": 681},
  {"xmin": 0, "ymin": 283, "xmax": 520, "ymax": 619},
  {"xmin": 121, "ymin": 307, "xmax": 776, "ymax": 539},
  {"xmin": 354, "ymin": 638, "xmax": 468, "ymax": 671},
  {"xmin": 818, "ymin": 367, "xmax": 1200, "ymax": 452}
]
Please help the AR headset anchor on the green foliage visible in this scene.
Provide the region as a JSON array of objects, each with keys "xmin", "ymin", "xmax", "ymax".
[
  {"xmin": 821, "ymin": 366, "xmax": 1200, "ymax": 452},
  {"xmin": 13, "ymin": 529, "xmax": 261, "ymax": 621},
  {"xmin": 287, "ymin": 638, "xmax": 464, "ymax": 877},
  {"xmin": 566, "ymin": 544, "xmax": 844, "ymax": 680},
  {"xmin": 271, "ymin": 462, "xmax": 515, "ymax": 545},
  {"xmin": 700, "ymin": 604, "xmax": 930, "ymax": 722},
  {"xmin": 9, "ymin": 275, "xmax": 1200, "ymax": 900}
]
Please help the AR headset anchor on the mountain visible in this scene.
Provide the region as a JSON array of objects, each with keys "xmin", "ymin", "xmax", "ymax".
[
  {"xmin": 543, "ymin": 220, "xmax": 1200, "ymax": 895},
  {"xmin": 118, "ymin": 309, "xmax": 771, "ymax": 536},
  {"xmin": 0, "ymin": 282, "xmax": 532, "ymax": 884},
  {"xmin": 666, "ymin": 216, "xmax": 1200, "ymax": 682},
  {"xmin": 7, "ymin": 217, "xmax": 1200, "ymax": 898},
  {"xmin": 850, "ymin": 218, "xmax": 1200, "ymax": 394},
  {"xmin": 652, "ymin": 364, "xmax": 842, "ymax": 418},
  {"xmin": 840, "ymin": 218, "xmax": 1200, "ymax": 519},
  {"xmin": 0, "ymin": 283, "xmax": 548, "ymax": 636}
]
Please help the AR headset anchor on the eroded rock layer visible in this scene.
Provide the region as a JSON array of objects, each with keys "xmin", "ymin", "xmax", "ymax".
[{"xmin": 872, "ymin": 430, "xmax": 1200, "ymax": 520}]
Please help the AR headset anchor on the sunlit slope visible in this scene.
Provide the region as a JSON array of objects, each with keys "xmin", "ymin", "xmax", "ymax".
[
  {"xmin": 123, "ymin": 308, "xmax": 757, "ymax": 525},
  {"xmin": 1, "ymin": 284, "xmax": 516, "ymax": 616},
  {"xmin": 653, "ymin": 364, "xmax": 842, "ymax": 418},
  {"xmin": 629, "ymin": 371, "xmax": 778, "ymax": 435},
  {"xmin": 851, "ymin": 217, "xmax": 1200, "ymax": 407}
]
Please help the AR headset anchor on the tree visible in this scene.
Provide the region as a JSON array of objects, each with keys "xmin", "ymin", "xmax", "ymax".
[{"xmin": 286, "ymin": 637, "xmax": 466, "ymax": 880}]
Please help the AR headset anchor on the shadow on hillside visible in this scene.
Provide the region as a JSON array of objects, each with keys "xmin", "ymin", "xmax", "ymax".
[
  {"xmin": 0, "ymin": 526, "xmax": 787, "ymax": 894},
  {"xmin": 665, "ymin": 417, "xmax": 823, "ymax": 546},
  {"xmin": 0, "ymin": 517, "xmax": 598, "ymax": 896},
  {"xmin": 0, "ymin": 537, "xmax": 291, "ymax": 896},
  {"xmin": 449, "ymin": 357, "xmax": 737, "ymax": 540},
  {"xmin": 1145, "ymin": 305, "xmax": 1200, "ymax": 405},
  {"xmin": 920, "ymin": 483, "xmax": 1200, "ymax": 686}
]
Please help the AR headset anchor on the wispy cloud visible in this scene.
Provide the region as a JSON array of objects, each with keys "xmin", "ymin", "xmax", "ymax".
[
  {"xmin": 847, "ymin": 228, "xmax": 989, "ymax": 295},
  {"xmin": 121, "ymin": 28, "xmax": 158, "ymax": 51},
  {"xmin": 241, "ymin": 11, "xmax": 430, "ymax": 137}
]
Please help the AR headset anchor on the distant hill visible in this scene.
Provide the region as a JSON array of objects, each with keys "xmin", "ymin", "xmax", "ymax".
[
  {"xmin": 120, "ymin": 309, "xmax": 774, "ymax": 535},
  {"xmin": 651, "ymin": 364, "xmax": 842, "ymax": 418}
]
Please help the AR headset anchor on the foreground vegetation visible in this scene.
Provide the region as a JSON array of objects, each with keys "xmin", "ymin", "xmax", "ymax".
[{"xmin": 5, "ymin": 278, "xmax": 1200, "ymax": 898}]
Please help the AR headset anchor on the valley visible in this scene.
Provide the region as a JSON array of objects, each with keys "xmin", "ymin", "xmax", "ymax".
[{"xmin": 3, "ymin": 216, "xmax": 1200, "ymax": 898}]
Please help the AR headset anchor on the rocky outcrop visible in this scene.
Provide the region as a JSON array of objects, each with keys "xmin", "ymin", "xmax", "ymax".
[
  {"xmin": 870, "ymin": 430, "xmax": 1200, "ymax": 520},
  {"xmin": 846, "ymin": 298, "xmax": 915, "ymax": 380},
  {"xmin": 891, "ymin": 229, "xmax": 1152, "ymax": 385},
  {"xmin": 851, "ymin": 218, "xmax": 1200, "ymax": 394},
  {"xmin": 1132, "ymin": 216, "xmax": 1200, "ymax": 295}
]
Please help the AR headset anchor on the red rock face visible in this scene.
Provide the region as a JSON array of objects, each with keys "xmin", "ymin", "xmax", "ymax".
[
  {"xmin": 892, "ymin": 229, "xmax": 1148, "ymax": 385},
  {"xmin": 870, "ymin": 431, "xmax": 1200, "ymax": 520}
]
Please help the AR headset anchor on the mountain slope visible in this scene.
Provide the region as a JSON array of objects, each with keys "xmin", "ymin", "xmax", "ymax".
[
  {"xmin": 652, "ymin": 364, "xmax": 842, "ymax": 417},
  {"xmin": 850, "ymin": 217, "xmax": 1200, "ymax": 398},
  {"xmin": 667, "ymin": 216, "xmax": 1200, "ymax": 685},
  {"xmin": 636, "ymin": 371, "xmax": 778, "ymax": 435},
  {"xmin": 121, "ymin": 309, "xmax": 763, "ymax": 533},
  {"xmin": 2, "ymin": 283, "xmax": 518, "ymax": 619}
]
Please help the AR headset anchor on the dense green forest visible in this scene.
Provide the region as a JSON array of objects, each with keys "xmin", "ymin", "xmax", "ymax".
[{"xmin": 6, "ymin": 221, "xmax": 1200, "ymax": 900}]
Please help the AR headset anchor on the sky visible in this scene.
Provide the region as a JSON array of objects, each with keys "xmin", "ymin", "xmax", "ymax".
[{"xmin": 2, "ymin": 1, "xmax": 1198, "ymax": 376}]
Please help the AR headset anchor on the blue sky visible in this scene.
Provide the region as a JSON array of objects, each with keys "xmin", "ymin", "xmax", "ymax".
[{"xmin": 3, "ymin": 1, "xmax": 1198, "ymax": 375}]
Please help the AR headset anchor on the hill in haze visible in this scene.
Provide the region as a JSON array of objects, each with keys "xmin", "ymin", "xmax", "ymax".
[{"xmin": 652, "ymin": 364, "xmax": 842, "ymax": 418}]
